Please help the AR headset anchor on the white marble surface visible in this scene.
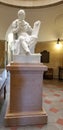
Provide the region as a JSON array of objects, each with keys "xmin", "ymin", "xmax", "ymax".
[{"xmin": 13, "ymin": 53, "xmax": 41, "ymax": 63}]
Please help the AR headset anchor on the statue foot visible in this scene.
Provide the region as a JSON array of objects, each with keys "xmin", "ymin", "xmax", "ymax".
[{"xmin": 26, "ymin": 51, "xmax": 32, "ymax": 55}]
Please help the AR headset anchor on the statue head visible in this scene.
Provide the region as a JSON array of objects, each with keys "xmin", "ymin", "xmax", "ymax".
[{"xmin": 18, "ymin": 9, "xmax": 25, "ymax": 21}]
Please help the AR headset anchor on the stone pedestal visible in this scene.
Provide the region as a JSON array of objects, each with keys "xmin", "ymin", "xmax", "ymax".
[{"xmin": 5, "ymin": 63, "xmax": 48, "ymax": 126}]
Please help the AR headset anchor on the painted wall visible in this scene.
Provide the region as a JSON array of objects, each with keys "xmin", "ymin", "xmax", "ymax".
[{"xmin": 35, "ymin": 41, "xmax": 63, "ymax": 79}]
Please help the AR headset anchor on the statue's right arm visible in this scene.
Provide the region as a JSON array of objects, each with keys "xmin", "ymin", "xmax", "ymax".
[{"xmin": 12, "ymin": 20, "xmax": 20, "ymax": 34}]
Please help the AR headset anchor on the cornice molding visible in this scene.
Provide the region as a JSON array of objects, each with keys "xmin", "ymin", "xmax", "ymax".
[{"xmin": 0, "ymin": 0, "xmax": 63, "ymax": 8}]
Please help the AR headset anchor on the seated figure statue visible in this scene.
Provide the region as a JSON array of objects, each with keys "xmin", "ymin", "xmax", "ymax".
[{"xmin": 11, "ymin": 9, "xmax": 41, "ymax": 55}]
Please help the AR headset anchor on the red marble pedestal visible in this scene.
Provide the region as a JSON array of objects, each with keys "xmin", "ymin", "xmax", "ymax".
[{"xmin": 5, "ymin": 63, "xmax": 48, "ymax": 126}]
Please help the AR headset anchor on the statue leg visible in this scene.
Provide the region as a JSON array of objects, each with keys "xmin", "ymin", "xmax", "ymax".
[
  {"xmin": 28, "ymin": 36, "xmax": 37, "ymax": 48},
  {"xmin": 19, "ymin": 37, "xmax": 31, "ymax": 55},
  {"xmin": 13, "ymin": 39, "xmax": 20, "ymax": 55}
]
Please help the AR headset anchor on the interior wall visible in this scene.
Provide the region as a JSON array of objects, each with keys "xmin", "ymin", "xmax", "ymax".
[
  {"xmin": 0, "ymin": 40, "xmax": 6, "ymax": 68},
  {"xmin": 35, "ymin": 41, "xmax": 63, "ymax": 79}
]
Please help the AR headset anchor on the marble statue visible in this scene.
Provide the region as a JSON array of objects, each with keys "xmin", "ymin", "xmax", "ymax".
[{"xmin": 11, "ymin": 9, "xmax": 41, "ymax": 55}]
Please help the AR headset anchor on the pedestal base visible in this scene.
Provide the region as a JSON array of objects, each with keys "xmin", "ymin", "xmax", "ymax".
[
  {"xmin": 13, "ymin": 53, "xmax": 41, "ymax": 63},
  {"xmin": 5, "ymin": 63, "xmax": 48, "ymax": 126},
  {"xmin": 5, "ymin": 108, "xmax": 47, "ymax": 126}
]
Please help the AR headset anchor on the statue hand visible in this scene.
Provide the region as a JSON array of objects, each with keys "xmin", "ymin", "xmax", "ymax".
[{"xmin": 34, "ymin": 20, "xmax": 41, "ymax": 26}]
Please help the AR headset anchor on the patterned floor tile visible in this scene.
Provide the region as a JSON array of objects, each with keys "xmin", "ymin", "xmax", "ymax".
[
  {"xmin": 59, "ymin": 99, "xmax": 63, "ymax": 102},
  {"xmin": 17, "ymin": 126, "xmax": 25, "ymax": 130},
  {"xmin": 10, "ymin": 127, "xmax": 17, "ymax": 130},
  {"xmin": 0, "ymin": 127, "xmax": 11, "ymax": 130},
  {"xmin": 54, "ymin": 94, "xmax": 60, "ymax": 97},
  {"xmin": 56, "ymin": 118, "xmax": 63, "ymax": 126},
  {"xmin": 49, "ymin": 108, "xmax": 59, "ymax": 113},
  {"xmin": 42, "ymin": 93, "xmax": 47, "ymax": 97},
  {"xmin": 48, "ymin": 113, "xmax": 58, "ymax": 123},
  {"xmin": 52, "ymin": 102, "xmax": 63, "ymax": 109},
  {"xmin": 24, "ymin": 126, "xmax": 42, "ymax": 130},
  {"xmin": 45, "ymin": 123, "xmax": 60, "ymax": 130},
  {"xmin": 44, "ymin": 99, "xmax": 52, "ymax": 104},
  {"xmin": 36, "ymin": 124, "xmax": 44, "ymax": 128},
  {"xmin": 61, "ymin": 90, "xmax": 63, "ymax": 92},
  {"xmin": 49, "ymin": 89, "xmax": 55, "ymax": 92}
]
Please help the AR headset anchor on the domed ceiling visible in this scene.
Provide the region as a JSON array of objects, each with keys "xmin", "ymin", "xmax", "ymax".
[{"xmin": 0, "ymin": 0, "xmax": 63, "ymax": 7}]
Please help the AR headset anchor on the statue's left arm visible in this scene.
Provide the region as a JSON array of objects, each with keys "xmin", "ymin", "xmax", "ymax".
[{"xmin": 32, "ymin": 20, "xmax": 41, "ymax": 37}]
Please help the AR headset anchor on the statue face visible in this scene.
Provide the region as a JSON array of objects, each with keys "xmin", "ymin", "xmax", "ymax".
[{"xmin": 18, "ymin": 10, "xmax": 25, "ymax": 21}]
